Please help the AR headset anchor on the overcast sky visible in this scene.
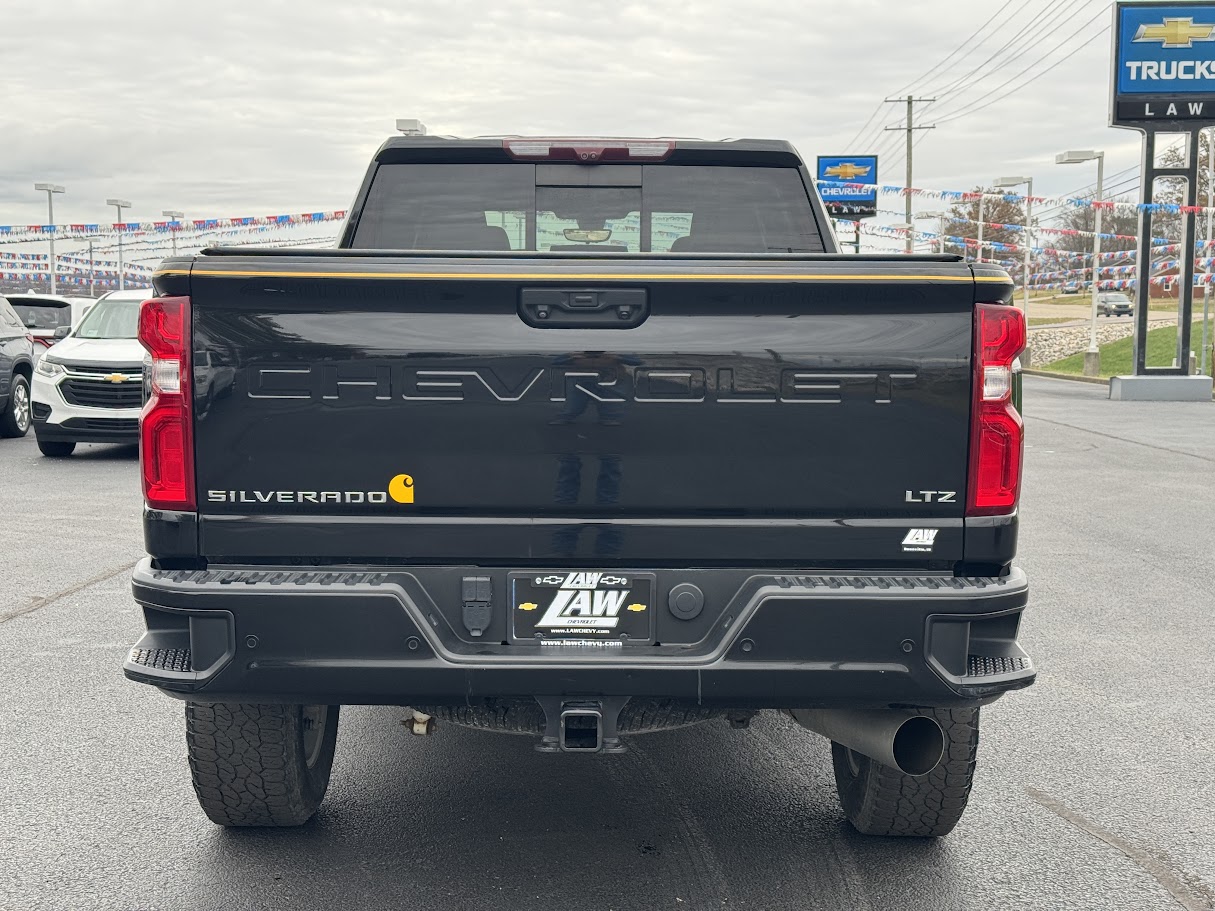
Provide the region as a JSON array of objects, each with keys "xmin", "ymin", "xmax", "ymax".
[{"xmin": 1, "ymin": 0, "xmax": 1138, "ymax": 236}]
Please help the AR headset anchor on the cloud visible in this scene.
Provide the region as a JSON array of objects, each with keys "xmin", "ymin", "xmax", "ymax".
[{"xmin": 0, "ymin": 0, "xmax": 1142, "ymax": 248}]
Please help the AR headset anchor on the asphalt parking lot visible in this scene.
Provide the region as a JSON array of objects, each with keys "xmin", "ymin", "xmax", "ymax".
[{"xmin": 1, "ymin": 376, "xmax": 1213, "ymax": 911}]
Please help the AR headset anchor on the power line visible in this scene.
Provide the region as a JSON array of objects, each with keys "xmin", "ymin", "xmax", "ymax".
[
  {"xmin": 930, "ymin": 0, "xmax": 1098, "ymax": 105},
  {"xmin": 885, "ymin": 3, "xmax": 1026, "ymax": 104},
  {"xmin": 913, "ymin": 1, "xmax": 1055, "ymax": 99},
  {"xmin": 850, "ymin": 1, "xmax": 1053, "ymax": 150},
  {"xmin": 931, "ymin": 12, "xmax": 1111, "ymax": 124},
  {"xmin": 932, "ymin": 28, "xmax": 1110, "ymax": 127},
  {"xmin": 847, "ymin": 0, "xmax": 1103, "ymax": 153},
  {"xmin": 929, "ymin": 0, "xmax": 1094, "ymax": 100}
]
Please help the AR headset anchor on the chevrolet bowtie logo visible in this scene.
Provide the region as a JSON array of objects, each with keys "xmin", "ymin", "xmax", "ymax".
[
  {"xmin": 824, "ymin": 162, "xmax": 872, "ymax": 181},
  {"xmin": 1134, "ymin": 17, "xmax": 1215, "ymax": 48},
  {"xmin": 103, "ymin": 373, "xmax": 130, "ymax": 383}
]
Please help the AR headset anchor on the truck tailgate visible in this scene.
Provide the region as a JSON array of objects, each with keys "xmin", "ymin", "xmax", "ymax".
[{"xmin": 174, "ymin": 255, "xmax": 996, "ymax": 565}]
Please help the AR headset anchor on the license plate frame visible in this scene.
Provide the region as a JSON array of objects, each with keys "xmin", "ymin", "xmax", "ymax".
[{"xmin": 509, "ymin": 571, "xmax": 656, "ymax": 644}]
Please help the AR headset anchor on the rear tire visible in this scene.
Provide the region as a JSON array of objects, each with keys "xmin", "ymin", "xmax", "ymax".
[
  {"xmin": 830, "ymin": 707, "xmax": 979, "ymax": 838},
  {"xmin": 0, "ymin": 375, "xmax": 30, "ymax": 437},
  {"xmin": 185, "ymin": 703, "xmax": 339, "ymax": 827},
  {"xmin": 36, "ymin": 438, "xmax": 76, "ymax": 457}
]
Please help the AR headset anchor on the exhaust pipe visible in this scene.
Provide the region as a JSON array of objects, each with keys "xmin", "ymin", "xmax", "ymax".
[{"xmin": 790, "ymin": 709, "xmax": 944, "ymax": 776}]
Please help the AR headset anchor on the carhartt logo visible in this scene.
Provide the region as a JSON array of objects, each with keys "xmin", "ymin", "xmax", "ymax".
[
  {"xmin": 388, "ymin": 474, "xmax": 414, "ymax": 504},
  {"xmin": 1134, "ymin": 18, "xmax": 1215, "ymax": 49},
  {"xmin": 824, "ymin": 162, "xmax": 873, "ymax": 181},
  {"xmin": 901, "ymin": 528, "xmax": 939, "ymax": 552}
]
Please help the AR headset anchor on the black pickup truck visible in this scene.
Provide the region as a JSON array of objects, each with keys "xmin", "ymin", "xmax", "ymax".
[{"xmin": 125, "ymin": 133, "xmax": 1033, "ymax": 837}]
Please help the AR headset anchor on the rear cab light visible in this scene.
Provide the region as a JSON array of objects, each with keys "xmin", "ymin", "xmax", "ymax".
[
  {"xmin": 967, "ymin": 303, "xmax": 1026, "ymax": 516},
  {"xmin": 503, "ymin": 138, "xmax": 674, "ymax": 162},
  {"xmin": 138, "ymin": 296, "xmax": 195, "ymax": 511}
]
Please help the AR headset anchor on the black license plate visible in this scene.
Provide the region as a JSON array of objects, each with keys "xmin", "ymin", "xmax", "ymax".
[{"xmin": 510, "ymin": 571, "xmax": 655, "ymax": 643}]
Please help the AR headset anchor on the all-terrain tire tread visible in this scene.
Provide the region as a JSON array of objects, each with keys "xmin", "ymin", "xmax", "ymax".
[
  {"xmin": 184, "ymin": 703, "xmax": 335, "ymax": 827},
  {"xmin": 831, "ymin": 707, "xmax": 980, "ymax": 838}
]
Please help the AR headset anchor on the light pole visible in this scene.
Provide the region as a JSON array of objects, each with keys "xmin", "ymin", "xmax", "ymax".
[
  {"xmin": 995, "ymin": 176, "xmax": 1035, "ymax": 363},
  {"xmin": 34, "ymin": 183, "xmax": 65, "ymax": 294},
  {"xmin": 1057, "ymin": 151, "xmax": 1106, "ymax": 377},
  {"xmin": 107, "ymin": 198, "xmax": 131, "ymax": 290},
  {"xmin": 975, "ymin": 194, "xmax": 986, "ymax": 264},
  {"xmin": 162, "ymin": 210, "xmax": 184, "ymax": 256}
]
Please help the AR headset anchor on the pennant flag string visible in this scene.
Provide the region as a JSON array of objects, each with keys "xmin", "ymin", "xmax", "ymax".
[{"xmin": 816, "ymin": 180, "xmax": 1215, "ymax": 216}]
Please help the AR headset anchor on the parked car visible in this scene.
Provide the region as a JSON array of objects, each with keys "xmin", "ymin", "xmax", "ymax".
[
  {"xmin": 6, "ymin": 293, "xmax": 96, "ymax": 359},
  {"xmin": 30, "ymin": 288, "xmax": 147, "ymax": 456},
  {"xmin": 1097, "ymin": 292, "xmax": 1134, "ymax": 317},
  {"xmin": 124, "ymin": 132, "xmax": 1033, "ymax": 838},
  {"xmin": 1061, "ymin": 283, "xmax": 1082, "ymax": 295},
  {"xmin": 0, "ymin": 295, "xmax": 36, "ymax": 437}
]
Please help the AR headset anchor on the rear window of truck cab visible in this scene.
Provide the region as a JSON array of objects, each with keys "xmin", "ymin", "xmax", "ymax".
[{"xmin": 351, "ymin": 164, "xmax": 824, "ymax": 253}]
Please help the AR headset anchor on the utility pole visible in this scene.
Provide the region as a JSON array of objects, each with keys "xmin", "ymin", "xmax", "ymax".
[
  {"xmin": 87, "ymin": 237, "xmax": 95, "ymax": 297},
  {"xmin": 884, "ymin": 95, "xmax": 935, "ymax": 254}
]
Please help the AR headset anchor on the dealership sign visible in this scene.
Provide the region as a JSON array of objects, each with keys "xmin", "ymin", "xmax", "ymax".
[
  {"xmin": 816, "ymin": 156, "xmax": 878, "ymax": 219},
  {"xmin": 1112, "ymin": 2, "xmax": 1215, "ymax": 124}
]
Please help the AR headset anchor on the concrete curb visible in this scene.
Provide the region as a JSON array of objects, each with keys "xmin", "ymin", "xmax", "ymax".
[
  {"xmin": 1023, "ymin": 369, "xmax": 1109, "ymax": 385},
  {"xmin": 1024, "ymin": 369, "xmax": 1215, "ymax": 399}
]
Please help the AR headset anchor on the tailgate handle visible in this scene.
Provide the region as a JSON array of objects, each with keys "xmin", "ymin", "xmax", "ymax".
[{"xmin": 519, "ymin": 288, "xmax": 648, "ymax": 329}]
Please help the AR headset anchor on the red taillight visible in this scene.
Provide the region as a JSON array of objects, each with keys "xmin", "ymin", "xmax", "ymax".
[
  {"xmin": 138, "ymin": 296, "xmax": 194, "ymax": 511},
  {"xmin": 503, "ymin": 138, "xmax": 674, "ymax": 162},
  {"xmin": 967, "ymin": 303, "xmax": 1025, "ymax": 516}
]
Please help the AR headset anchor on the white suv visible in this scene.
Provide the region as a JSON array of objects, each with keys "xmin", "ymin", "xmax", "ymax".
[{"xmin": 30, "ymin": 288, "xmax": 148, "ymax": 457}]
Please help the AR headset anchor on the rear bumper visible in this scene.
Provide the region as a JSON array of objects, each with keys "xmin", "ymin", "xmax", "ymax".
[{"xmin": 124, "ymin": 560, "xmax": 1035, "ymax": 708}]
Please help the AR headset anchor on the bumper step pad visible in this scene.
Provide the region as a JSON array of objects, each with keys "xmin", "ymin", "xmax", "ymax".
[
  {"xmin": 129, "ymin": 647, "xmax": 192, "ymax": 673},
  {"xmin": 966, "ymin": 654, "xmax": 1032, "ymax": 678}
]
